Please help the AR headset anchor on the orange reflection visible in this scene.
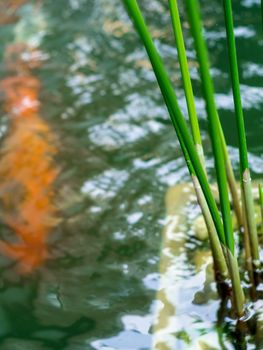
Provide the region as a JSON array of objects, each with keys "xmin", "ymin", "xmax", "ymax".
[{"xmin": 0, "ymin": 43, "xmax": 59, "ymax": 273}]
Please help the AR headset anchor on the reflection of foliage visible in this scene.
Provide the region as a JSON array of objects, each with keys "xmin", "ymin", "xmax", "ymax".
[
  {"xmin": 0, "ymin": 276, "xmax": 96, "ymax": 349},
  {"xmin": 174, "ymin": 330, "xmax": 191, "ymax": 345},
  {"xmin": 98, "ymin": 237, "xmax": 147, "ymax": 261}
]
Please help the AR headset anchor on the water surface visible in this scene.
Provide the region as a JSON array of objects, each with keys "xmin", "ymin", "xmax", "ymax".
[{"xmin": 0, "ymin": 0, "xmax": 262, "ymax": 349}]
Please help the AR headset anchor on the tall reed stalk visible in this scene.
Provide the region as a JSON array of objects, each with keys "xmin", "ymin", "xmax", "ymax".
[
  {"xmin": 121, "ymin": 0, "xmax": 258, "ymax": 317},
  {"xmin": 123, "ymin": 0, "xmax": 226, "ymax": 247},
  {"xmin": 259, "ymin": 184, "xmax": 263, "ymax": 234},
  {"xmin": 185, "ymin": 0, "xmax": 244, "ymax": 316},
  {"xmin": 222, "ymin": 0, "xmax": 260, "ymax": 267},
  {"xmin": 168, "ymin": 0, "xmax": 203, "ymax": 163},
  {"xmin": 169, "ymin": 1, "xmax": 243, "ymax": 232},
  {"xmin": 168, "ymin": 0, "xmax": 227, "ymax": 280},
  {"xmin": 219, "ymin": 123, "xmax": 243, "ymax": 231},
  {"xmin": 174, "ymin": 120, "xmax": 228, "ymax": 278}
]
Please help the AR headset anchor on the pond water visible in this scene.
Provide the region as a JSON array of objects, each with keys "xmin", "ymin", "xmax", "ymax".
[{"xmin": 0, "ymin": 0, "xmax": 262, "ymax": 349}]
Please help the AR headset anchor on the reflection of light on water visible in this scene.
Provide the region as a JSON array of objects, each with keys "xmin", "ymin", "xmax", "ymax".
[
  {"xmin": 69, "ymin": 0, "xmax": 86, "ymax": 11},
  {"xmin": 137, "ymin": 195, "xmax": 153, "ymax": 205},
  {"xmin": 152, "ymin": 183, "xmax": 223, "ymax": 349},
  {"xmin": 86, "ymin": 89, "xmax": 167, "ymax": 150},
  {"xmin": 14, "ymin": 3, "xmax": 47, "ymax": 46},
  {"xmin": 90, "ymin": 313, "xmax": 153, "ymax": 350},
  {"xmin": 127, "ymin": 212, "xmax": 143, "ymax": 225},
  {"xmin": 133, "ymin": 158, "xmax": 161, "ymax": 170},
  {"xmin": 228, "ymin": 147, "xmax": 263, "ymax": 175},
  {"xmin": 81, "ymin": 169, "xmax": 129, "ymax": 200},
  {"xmin": 241, "ymin": 0, "xmax": 261, "ymax": 7},
  {"xmin": 243, "ymin": 63, "xmax": 263, "ymax": 78},
  {"xmin": 151, "ymin": 180, "xmax": 263, "ymax": 348},
  {"xmin": 89, "ymin": 122, "xmax": 147, "ymax": 149},
  {"xmin": 67, "ymin": 36, "xmax": 96, "ymax": 72},
  {"xmin": 234, "ymin": 26, "xmax": 256, "ymax": 38},
  {"xmin": 66, "ymin": 73, "xmax": 102, "ymax": 96},
  {"xmin": 156, "ymin": 159, "xmax": 190, "ymax": 187},
  {"xmin": 206, "ymin": 27, "xmax": 255, "ymax": 42},
  {"xmin": 47, "ymin": 292, "xmax": 63, "ymax": 309},
  {"xmin": 214, "ymin": 85, "xmax": 263, "ymax": 111},
  {"xmin": 91, "ymin": 330, "xmax": 151, "ymax": 350},
  {"xmin": 143, "ymin": 272, "xmax": 161, "ymax": 291},
  {"xmin": 0, "ymin": 126, "xmax": 8, "ymax": 139}
]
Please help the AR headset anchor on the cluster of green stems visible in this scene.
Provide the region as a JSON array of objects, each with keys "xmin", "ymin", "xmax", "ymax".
[{"xmin": 123, "ymin": 0, "xmax": 262, "ymax": 318}]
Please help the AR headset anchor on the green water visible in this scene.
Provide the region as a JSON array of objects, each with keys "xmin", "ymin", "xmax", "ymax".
[{"xmin": 0, "ymin": 0, "xmax": 262, "ymax": 349}]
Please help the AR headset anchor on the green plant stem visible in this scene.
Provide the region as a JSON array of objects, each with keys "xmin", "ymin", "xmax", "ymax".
[
  {"xmin": 174, "ymin": 118, "xmax": 228, "ymax": 280},
  {"xmin": 219, "ymin": 124, "xmax": 243, "ymax": 230},
  {"xmin": 169, "ymin": 0, "xmax": 242, "ymax": 232},
  {"xmin": 123, "ymin": 0, "xmax": 226, "ymax": 246},
  {"xmin": 185, "ymin": 0, "xmax": 244, "ymax": 316},
  {"xmin": 185, "ymin": 0, "xmax": 233, "ymax": 254},
  {"xmin": 167, "ymin": 95, "xmax": 228, "ymax": 283},
  {"xmin": 259, "ymin": 184, "xmax": 263, "ymax": 234},
  {"xmin": 168, "ymin": 0, "xmax": 202, "ymax": 149},
  {"xmin": 192, "ymin": 175, "xmax": 228, "ymax": 280},
  {"xmin": 241, "ymin": 190, "xmax": 254, "ymax": 288},
  {"xmin": 223, "ymin": 0, "xmax": 259, "ymax": 266},
  {"xmin": 242, "ymin": 171, "xmax": 259, "ymax": 266},
  {"xmin": 224, "ymin": 247, "xmax": 245, "ymax": 317},
  {"xmin": 168, "ymin": 0, "xmax": 228, "ymax": 280}
]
